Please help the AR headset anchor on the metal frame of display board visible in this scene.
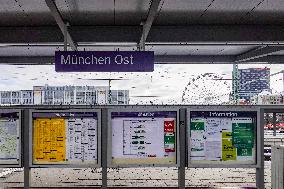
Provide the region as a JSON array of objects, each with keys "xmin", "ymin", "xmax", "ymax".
[
  {"xmin": 263, "ymin": 106, "xmax": 284, "ymax": 113},
  {"xmin": 186, "ymin": 106, "xmax": 261, "ymax": 168},
  {"xmin": 28, "ymin": 109, "xmax": 101, "ymax": 168},
  {"xmin": 107, "ymin": 106, "xmax": 180, "ymax": 168},
  {"xmin": 0, "ymin": 109, "xmax": 22, "ymax": 168},
  {"xmin": 0, "ymin": 105, "xmax": 267, "ymax": 189}
]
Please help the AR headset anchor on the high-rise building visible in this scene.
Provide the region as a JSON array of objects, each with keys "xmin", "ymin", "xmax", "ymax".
[
  {"xmin": 233, "ymin": 67, "xmax": 270, "ymax": 100},
  {"xmin": 0, "ymin": 85, "xmax": 129, "ymax": 105}
]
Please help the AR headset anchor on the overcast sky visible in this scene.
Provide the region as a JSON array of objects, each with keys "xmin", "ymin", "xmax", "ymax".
[{"xmin": 0, "ymin": 64, "xmax": 283, "ymax": 104}]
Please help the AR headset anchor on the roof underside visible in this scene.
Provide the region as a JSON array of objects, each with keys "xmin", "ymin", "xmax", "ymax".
[
  {"xmin": 1, "ymin": 0, "xmax": 284, "ymax": 64},
  {"xmin": 2, "ymin": 0, "xmax": 284, "ymax": 26}
]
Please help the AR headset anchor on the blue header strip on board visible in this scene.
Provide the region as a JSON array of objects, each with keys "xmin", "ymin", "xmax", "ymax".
[
  {"xmin": 33, "ymin": 112, "xmax": 97, "ymax": 118},
  {"xmin": 111, "ymin": 111, "xmax": 177, "ymax": 118},
  {"xmin": 190, "ymin": 111, "xmax": 257, "ymax": 118}
]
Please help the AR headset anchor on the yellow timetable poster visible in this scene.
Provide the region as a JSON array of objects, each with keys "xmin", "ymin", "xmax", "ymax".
[{"xmin": 33, "ymin": 118, "xmax": 66, "ymax": 163}]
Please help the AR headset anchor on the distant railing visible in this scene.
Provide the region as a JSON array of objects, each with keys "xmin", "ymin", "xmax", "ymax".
[{"xmin": 264, "ymin": 130, "xmax": 284, "ymax": 137}]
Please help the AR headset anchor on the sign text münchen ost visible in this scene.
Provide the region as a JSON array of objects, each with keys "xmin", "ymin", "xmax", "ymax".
[{"xmin": 55, "ymin": 51, "xmax": 154, "ymax": 72}]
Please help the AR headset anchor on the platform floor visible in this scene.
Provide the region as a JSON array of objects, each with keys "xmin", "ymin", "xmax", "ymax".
[{"xmin": 0, "ymin": 162, "xmax": 271, "ymax": 188}]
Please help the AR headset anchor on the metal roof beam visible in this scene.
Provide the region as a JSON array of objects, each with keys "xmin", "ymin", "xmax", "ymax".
[
  {"xmin": 2, "ymin": 55, "xmax": 284, "ymax": 65},
  {"xmin": 2, "ymin": 25, "xmax": 284, "ymax": 43},
  {"xmin": 45, "ymin": 0, "xmax": 77, "ymax": 51},
  {"xmin": 139, "ymin": 0, "xmax": 161, "ymax": 50},
  {"xmin": 243, "ymin": 55, "xmax": 284, "ymax": 63},
  {"xmin": 236, "ymin": 45, "xmax": 284, "ymax": 62},
  {"xmin": 155, "ymin": 55, "xmax": 235, "ymax": 64},
  {"xmin": 0, "ymin": 56, "xmax": 54, "ymax": 65}
]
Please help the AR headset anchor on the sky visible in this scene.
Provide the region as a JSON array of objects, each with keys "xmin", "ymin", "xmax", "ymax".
[{"xmin": 0, "ymin": 64, "xmax": 283, "ymax": 105}]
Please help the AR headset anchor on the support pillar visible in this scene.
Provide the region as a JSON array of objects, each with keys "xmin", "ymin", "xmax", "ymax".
[{"xmin": 178, "ymin": 108, "xmax": 186, "ymax": 189}]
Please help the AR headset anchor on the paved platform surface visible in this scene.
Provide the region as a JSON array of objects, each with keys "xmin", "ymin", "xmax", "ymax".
[{"xmin": 0, "ymin": 162, "xmax": 271, "ymax": 188}]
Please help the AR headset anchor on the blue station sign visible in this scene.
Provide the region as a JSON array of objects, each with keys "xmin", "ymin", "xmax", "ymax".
[{"xmin": 55, "ymin": 51, "xmax": 154, "ymax": 72}]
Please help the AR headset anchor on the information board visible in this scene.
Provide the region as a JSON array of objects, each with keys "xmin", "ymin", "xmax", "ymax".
[
  {"xmin": 0, "ymin": 111, "xmax": 20, "ymax": 166},
  {"xmin": 32, "ymin": 111, "xmax": 99, "ymax": 166},
  {"xmin": 110, "ymin": 111, "xmax": 177, "ymax": 166},
  {"xmin": 188, "ymin": 111, "xmax": 257, "ymax": 165}
]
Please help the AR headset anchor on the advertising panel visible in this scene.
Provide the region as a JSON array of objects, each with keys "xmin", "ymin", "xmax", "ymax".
[
  {"xmin": 189, "ymin": 110, "xmax": 257, "ymax": 166},
  {"xmin": 31, "ymin": 110, "xmax": 100, "ymax": 166},
  {"xmin": 110, "ymin": 110, "xmax": 178, "ymax": 166},
  {"xmin": 0, "ymin": 111, "xmax": 21, "ymax": 166}
]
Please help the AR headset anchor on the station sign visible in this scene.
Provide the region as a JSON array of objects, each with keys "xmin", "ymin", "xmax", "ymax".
[{"xmin": 55, "ymin": 51, "xmax": 154, "ymax": 72}]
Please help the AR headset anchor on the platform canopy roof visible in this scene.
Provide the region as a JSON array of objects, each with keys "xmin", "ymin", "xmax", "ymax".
[{"xmin": 1, "ymin": 0, "xmax": 284, "ymax": 64}]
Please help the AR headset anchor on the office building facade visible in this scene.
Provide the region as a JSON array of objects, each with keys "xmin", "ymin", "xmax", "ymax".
[
  {"xmin": 0, "ymin": 85, "xmax": 129, "ymax": 105},
  {"xmin": 236, "ymin": 68, "xmax": 270, "ymax": 100}
]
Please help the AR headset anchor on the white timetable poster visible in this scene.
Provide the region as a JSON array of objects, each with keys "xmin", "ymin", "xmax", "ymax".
[
  {"xmin": 111, "ymin": 111, "xmax": 177, "ymax": 165},
  {"xmin": 0, "ymin": 112, "xmax": 20, "ymax": 164},
  {"xmin": 66, "ymin": 118, "xmax": 97, "ymax": 162}
]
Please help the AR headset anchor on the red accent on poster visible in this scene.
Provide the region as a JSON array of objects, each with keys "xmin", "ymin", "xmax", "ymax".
[
  {"xmin": 165, "ymin": 149, "xmax": 175, "ymax": 152},
  {"xmin": 164, "ymin": 121, "xmax": 174, "ymax": 133}
]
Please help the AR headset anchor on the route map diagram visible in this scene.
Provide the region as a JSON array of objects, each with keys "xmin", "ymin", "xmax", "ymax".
[
  {"xmin": 111, "ymin": 111, "xmax": 177, "ymax": 165},
  {"xmin": 122, "ymin": 119, "xmax": 160, "ymax": 157},
  {"xmin": 0, "ymin": 119, "xmax": 19, "ymax": 160}
]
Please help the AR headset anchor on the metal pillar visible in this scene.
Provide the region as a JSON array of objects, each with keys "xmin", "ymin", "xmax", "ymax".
[
  {"xmin": 273, "ymin": 112, "xmax": 277, "ymax": 136},
  {"xmin": 139, "ymin": 26, "xmax": 146, "ymax": 51},
  {"xmin": 64, "ymin": 23, "xmax": 67, "ymax": 51},
  {"xmin": 45, "ymin": 0, "xmax": 77, "ymax": 51},
  {"xmin": 232, "ymin": 63, "xmax": 239, "ymax": 103},
  {"xmin": 271, "ymin": 145, "xmax": 284, "ymax": 189},
  {"xmin": 23, "ymin": 110, "xmax": 31, "ymax": 189},
  {"xmin": 108, "ymin": 80, "xmax": 111, "ymax": 104},
  {"xmin": 101, "ymin": 109, "xmax": 108, "ymax": 188},
  {"xmin": 283, "ymin": 71, "xmax": 284, "ymax": 92},
  {"xmin": 178, "ymin": 108, "xmax": 186, "ymax": 189},
  {"xmin": 256, "ymin": 108, "xmax": 265, "ymax": 189},
  {"xmin": 138, "ymin": 0, "xmax": 161, "ymax": 51}
]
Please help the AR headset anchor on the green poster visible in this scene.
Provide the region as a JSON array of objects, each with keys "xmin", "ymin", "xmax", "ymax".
[
  {"xmin": 190, "ymin": 121, "xmax": 204, "ymax": 130},
  {"xmin": 164, "ymin": 135, "xmax": 175, "ymax": 144},
  {"xmin": 232, "ymin": 122, "xmax": 254, "ymax": 148},
  {"xmin": 222, "ymin": 137, "xmax": 236, "ymax": 161},
  {"xmin": 237, "ymin": 147, "xmax": 252, "ymax": 156}
]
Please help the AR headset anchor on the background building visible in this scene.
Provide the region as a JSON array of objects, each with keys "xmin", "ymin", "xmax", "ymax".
[
  {"xmin": 0, "ymin": 85, "xmax": 129, "ymax": 105},
  {"xmin": 233, "ymin": 67, "xmax": 271, "ymax": 101},
  {"xmin": 251, "ymin": 91, "xmax": 284, "ymax": 105},
  {"xmin": 0, "ymin": 90, "xmax": 33, "ymax": 105}
]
